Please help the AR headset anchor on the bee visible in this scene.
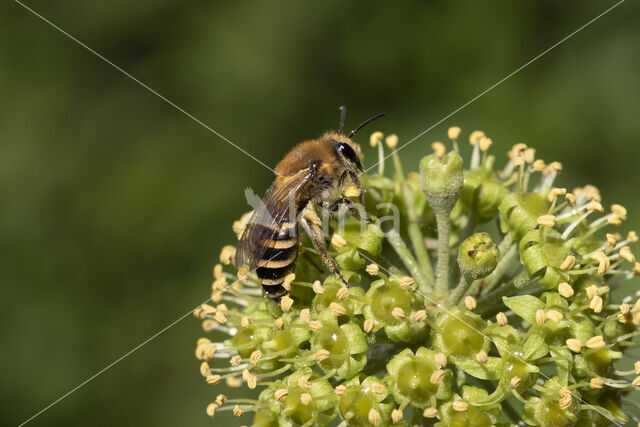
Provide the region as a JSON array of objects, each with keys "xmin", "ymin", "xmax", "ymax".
[{"xmin": 235, "ymin": 107, "xmax": 385, "ymax": 300}]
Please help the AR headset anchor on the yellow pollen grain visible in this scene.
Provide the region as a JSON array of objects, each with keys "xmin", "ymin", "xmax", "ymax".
[
  {"xmin": 215, "ymin": 394, "xmax": 227, "ymax": 406},
  {"xmin": 558, "ymin": 282, "xmax": 574, "ymax": 298},
  {"xmin": 274, "ymin": 389, "xmax": 288, "ymax": 402},
  {"xmin": 213, "ymin": 311, "xmax": 228, "ymax": 325},
  {"xmin": 201, "ymin": 319, "xmax": 217, "ymax": 332},
  {"xmin": 535, "ymin": 309, "xmax": 546, "ymax": 325},
  {"xmin": 370, "ymin": 131, "xmax": 384, "ymax": 147},
  {"xmin": 274, "ymin": 317, "xmax": 284, "ymax": 330},
  {"xmin": 336, "ymin": 287, "xmax": 350, "ymax": 300},
  {"xmin": 230, "ymin": 355, "xmax": 242, "ymax": 367},
  {"xmin": 240, "ymin": 316, "xmax": 252, "ymax": 328},
  {"xmin": 586, "ymin": 335, "xmax": 606, "ymax": 350},
  {"xmin": 566, "ymin": 338, "xmax": 582, "ymax": 353},
  {"xmin": 611, "ymin": 204, "xmax": 627, "ymax": 220},
  {"xmin": 479, "ymin": 137, "xmax": 492, "ymax": 152},
  {"xmin": 431, "ymin": 141, "xmax": 446, "ymax": 158},
  {"xmin": 282, "ymin": 273, "xmax": 296, "ymax": 291},
  {"xmin": 565, "ymin": 192, "xmax": 577, "ymax": 206},
  {"xmin": 590, "ymin": 377, "xmax": 605, "ymax": 389},
  {"xmin": 280, "ymin": 295, "xmax": 294, "ymax": 312},
  {"xmin": 632, "ymin": 376, "xmax": 640, "ymax": 387},
  {"xmin": 213, "ymin": 264, "xmax": 223, "ymax": 279},
  {"xmin": 371, "ymin": 382, "xmax": 386, "ymax": 394},
  {"xmin": 391, "ymin": 408, "xmax": 403, "ymax": 424},
  {"xmin": 635, "ymin": 361, "xmax": 640, "ymax": 375},
  {"xmin": 335, "ymin": 384, "xmax": 347, "ymax": 395},
  {"xmin": 510, "ymin": 376, "xmax": 521, "ymax": 388},
  {"xmin": 590, "ymin": 252, "xmax": 610, "ymax": 275},
  {"xmin": 560, "ymin": 255, "xmax": 576, "ymax": 270},
  {"xmin": 430, "ymin": 370, "xmax": 446, "ymax": 385},
  {"xmin": 634, "ymin": 263, "xmax": 640, "ymax": 276},
  {"xmin": 414, "ymin": 310, "xmax": 428, "ymax": 322},
  {"xmin": 464, "ymin": 296, "xmax": 477, "ymax": 310},
  {"xmin": 587, "ymin": 201, "xmax": 604, "ymax": 212},
  {"xmin": 606, "ymin": 233, "xmax": 618, "ymax": 248},
  {"xmin": 219, "ymin": 245, "xmax": 236, "ymax": 265},
  {"xmin": 366, "ymin": 263, "xmax": 380, "ymax": 276},
  {"xmin": 231, "ymin": 281, "xmax": 243, "ymax": 292},
  {"xmin": 513, "ymin": 155, "xmax": 525, "ymax": 168},
  {"xmin": 423, "ymin": 407, "xmax": 438, "ymax": 418},
  {"xmin": 200, "ymin": 362, "xmax": 211, "ymax": 377},
  {"xmin": 548, "ymin": 187, "xmax": 567, "ymax": 203},
  {"xmin": 298, "ymin": 376, "xmax": 312, "ymax": 390},
  {"xmin": 608, "ymin": 214, "xmax": 623, "ymax": 226},
  {"xmin": 344, "ymin": 185, "xmax": 361, "ymax": 198},
  {"xmin": 533, "ymin": 159, "xmax": 546, "ymax": 171},
  {"xmin": 206, "ymin": 374, "xmax": 222, "ymax": 385},
  {"xmin": 448, "ymin": 126, "xmax": 461, "ymax": 140},
  {"xmin": 364, "ymin": 318, "xmax": 375, "ymax": 333},
  {"xmin": 453, "ymin": 400, "xmax": 469, "ymax": 412},
  {"xmin": 330, "ymin": 302, "xmax": 347, "ymax": 316},
  {"xmin": 620, "ymin": 303, "xmax": 630, "ymax": 315},
  {"xmin": 200, "ymin": 304, "xmax": 216, "ymax": 315},
  {"xmin": 511, "ymin": 143, "xmax": 528, "ymax": 156},
  {"xmin": 316, "ymin": 349, "xmax": 330, "ymax": 362},
  {"xmin": 391, "ymin": 307, "xmax": 406, "ymax": 320},
  {"xmin": 226, "ymin": 376, "xmax": 243, "ymax": 388},
  {"xmin": 628, "ymin": 231, "xmax": 638, "ymax": 243},
  {"xmin": 475, "ymin": 350, "xmax": 488, "ymax": 364},
  {"xmin": 537, "ymin": 214, "xmax": 556, "ymax": 228},
  {"xmin": 246, "ymin": 374, "xmax": 258, "ymax": 389},
  {"xmin": 300, "ymin": 308, "xmax": 311, "ymax": 324},
  {"xmin": 524, "ymin": 147, "xmax": 536, "ymax": 163},
  {"xmin": 546, "ymin": 310, "xmax": 564, "ymax": 322},
  {"xmin": 312, "ymin": 280, "xmax": 325, "ymax": 294},
  {"xmin": 435, "ymin": 353, "xmax": 448, "ymax": 368},
  {"xmin": 309, "ymin": 320, "xmax": 323, "ymax": 332},
  {"xmin": 558, "ymin": 388, "xmax": 572, "ymax": 410},
  {"xmin": 385, "ymin": 134, "xmax": 398, "ymax": 149},
  {"xmin": 249, "ymin": 350, "xmax": 262, "ymax": 366},
  {"xmin": 620, "ymin": 246, "xmax": 636, "ymax": 263},
  {"xmin": 331, "ymin": 233, "xmax": 348, "ymax": 248},
  {"xmin": 590, "ymin": 295, "xmax": 604, "ymax": 313},
  {"xmin": 399, "ymin": 276, "xmax": 415, "ymax": 289},
  {"xmin": 586, "ymin": 285, "xmax": 598, "ymax": 300},
  {"xmin": 469, "ymin": 130, "xmax": 485, "ymax": 145},
  {"xmin": 237, "ymin": 267, "xmax": 248, "ymax": 282},
  {"xmin": 368, "ymin": 408, "xmax": 381, "ymax": 425},
  {"xmin": 232, "ymin": 405, "xmax": 243, "ymax": 417},
  {"xmin": 206, "ymin": 403, "xmax": 218, "ymax": 417},
  {"xmin": 496, "ymin": 312, "xmax": 508, "ymax": 326}
]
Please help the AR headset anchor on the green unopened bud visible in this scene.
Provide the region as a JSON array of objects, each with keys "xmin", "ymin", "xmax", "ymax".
[
  {"xmin": 420, "ymin": 151, "xmax": 464, "ymax": 212},
  {"xmin": 458, "ymin": 233, "xmax": 500, "ymax": 280}
]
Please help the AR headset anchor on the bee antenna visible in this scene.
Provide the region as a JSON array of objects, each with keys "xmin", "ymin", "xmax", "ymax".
[
  {"xmin": 338, "ymin": 106, "xmax": 347, "ymax": 135},
  {"xmin": 347, "ymin": 112, "xmax": 387, "ymax": 138}
]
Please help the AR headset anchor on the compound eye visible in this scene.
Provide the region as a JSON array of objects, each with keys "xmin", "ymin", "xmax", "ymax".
[{"xmin": 336, "ymin": 142, "xmax": 361, "ymax": 168}]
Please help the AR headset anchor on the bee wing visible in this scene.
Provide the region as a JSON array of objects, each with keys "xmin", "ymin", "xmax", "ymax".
[{"xmin": 235, "ymin": 166, "xmax": 316, "ymax": 269}]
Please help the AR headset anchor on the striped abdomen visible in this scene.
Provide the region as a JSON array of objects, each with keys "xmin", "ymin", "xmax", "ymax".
[{"xmin": 256, "ymin": 221, "xmax": 298, "ymax": 300}]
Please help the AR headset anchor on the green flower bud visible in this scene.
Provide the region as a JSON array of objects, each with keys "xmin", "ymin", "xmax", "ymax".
[
  {"xmin": 460, "ymin": 158, "xmax": 509, "ymax": 221},
  {"xmin": 277, "ymin": 369, "xmax": 335, "ymax": 425},
  {"xmin": 437, "ymin": 386, "xmax": 500, "ymax": 426},
  {"xmin": 458, "ymin": 232, "xmax": 499, "ymax": 280},
  {"xmin": 433, "ymin": 307, "xmax": 489, "ymax": 359},
  {"xmin": 387, "ymin": 347, "xmax": 453, "ymax": 408},
  {"xmin": 338, "ymin": 376, "xmax": 393, "ymax": 426},
  {"xmin": 498, "ymin": 192, "xmax": 548, "ymax": 239},
  {"xmin": 420, "ymin": 151, "xmax": 464, "ymax": 212}
]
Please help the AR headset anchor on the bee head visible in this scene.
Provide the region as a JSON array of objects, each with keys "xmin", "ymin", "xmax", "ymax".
[{"xmin": 332, "ymin": 106, "xmax": 386, "ymax": 173}]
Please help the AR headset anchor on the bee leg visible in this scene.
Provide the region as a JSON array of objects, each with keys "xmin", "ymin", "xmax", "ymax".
[
  {"xmin": 302, "ymin": 209, "xmax": 350, "ymax": 287},
  {"xmin": 326, "ymin": 197, "xmax": 363, "ymax": 221}
]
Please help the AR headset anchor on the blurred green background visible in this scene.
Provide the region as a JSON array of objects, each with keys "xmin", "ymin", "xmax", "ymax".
[{"xmin": 2, "ymin": 0, "xmax": 639, "ymax": 425}]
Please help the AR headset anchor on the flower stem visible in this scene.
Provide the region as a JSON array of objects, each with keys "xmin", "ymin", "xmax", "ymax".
[
  {"xmin": 386, "ymin": 229, "xmax": 428, "ymax": 293},
  {"xmin": 449, "ymin": 274, "xmax": 471, "ymax": 306},
  {"xmin": 434, "ymin": 210, "xmax": 451, "ymax": 297},
  {"xmin": 402, "ymin": 184, "xmax": 434, "ymax": 288}
]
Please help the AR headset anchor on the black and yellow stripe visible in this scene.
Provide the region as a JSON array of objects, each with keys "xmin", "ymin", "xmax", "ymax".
[{"xmin": 256, "ymin": 221, "xmax": 298, "ymax": 300}]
